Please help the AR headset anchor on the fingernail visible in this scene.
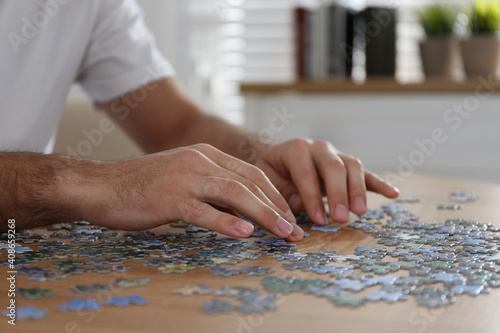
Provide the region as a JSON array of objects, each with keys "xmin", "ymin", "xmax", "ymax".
[
  {"xmin": 315, "ymin": 209, "xmax": 327, "ymax": 225},
  {"xmin": 234, "ymin": 220, "xmax": 254, "ymax": 237},
  {"xmin": 276, "ymin": 218, "xmax": 293, "ymax": 236},
  {"xmin": 288, "ymin": 193, "xmax": 302, "ymax": 209},
  {"xmin": 353, "ymin": 196, "xmax": 367, "ymax": 213},
  {"xmin": 290, "ymin": 224, "xmax": 304, "ymax": 240},
  {"xmin": 286, "ymin": 209, "xmax": 297, "ymax": 223},
  {"xmin": 334, "ymin": 204, "xmax": 349, "ymax": 222}
]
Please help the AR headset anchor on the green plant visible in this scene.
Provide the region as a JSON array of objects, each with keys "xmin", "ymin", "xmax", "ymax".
[
  {"xmin": 417, "ymin": 4, "xmax": 457, "ymax": 37},
  {"xmin": 467, "ymin": 0, "xmax": 500, "ymax": 34}
]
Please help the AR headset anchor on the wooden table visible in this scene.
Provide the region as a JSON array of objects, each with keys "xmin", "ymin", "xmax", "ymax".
[{"xmin": 1, "ymin": 173, "xmax": 500, "ymax": 333}]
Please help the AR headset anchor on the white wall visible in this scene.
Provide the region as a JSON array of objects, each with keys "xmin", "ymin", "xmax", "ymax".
[{"xmin": 245, "ymin": 92, "xmax": 500, "ymax": 184}]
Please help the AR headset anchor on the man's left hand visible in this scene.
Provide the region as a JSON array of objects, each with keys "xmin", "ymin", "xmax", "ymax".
[{"xmin": 255, "ymin": 138, "xmax": 399, "ymax": 225}]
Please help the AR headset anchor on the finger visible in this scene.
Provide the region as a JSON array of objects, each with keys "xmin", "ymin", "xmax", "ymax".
[
  {"xmin": 340, "ymin": 154, "xmax": 368, "ymax": 216},
  {"xmin": 193, "ymin": 150, "xmax": 296, "ymax": 224},
  {"xmin": 222, "ymin": 169, "xmax": 297, "ymax": 224},
  {"xmin": 203, "ymin": 177, "xmax": 304, "ymax": 241},
  {"xmin": 365, "ymin": 171, "xmax": 400, "ymax": 198},
  {"xmin": 283, "ymin": 144, "xmax": 326, "ymax": 225},
  {"xmin": 312, "ymin": 144, "xmax": 350, "ymax": 223},
  {"xmin": 176, "ymin": 199, "xmax": 255, "ymax": 238},
  {"xmin": 257, "ymin": 161, "xmax": 303, "ymax": 213},
  {"xmin": 192, "ymin": 144, "xmax": 295, "ymax": 223}
]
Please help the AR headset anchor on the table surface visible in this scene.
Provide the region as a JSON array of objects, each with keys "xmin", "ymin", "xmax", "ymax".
[{"xmin": 1, "ymin": 173, "xmax": 500, "ymax": 333}]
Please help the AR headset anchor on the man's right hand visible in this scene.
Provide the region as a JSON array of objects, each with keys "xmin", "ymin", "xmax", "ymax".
[{"xmin": 78, "ymin": 144, "xmax": 303, "ymax": 241}]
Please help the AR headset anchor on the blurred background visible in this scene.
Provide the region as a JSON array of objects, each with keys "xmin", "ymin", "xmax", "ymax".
[{"xmin": 55, "ymin": 0, "xmax": 500, "ymax": 184}]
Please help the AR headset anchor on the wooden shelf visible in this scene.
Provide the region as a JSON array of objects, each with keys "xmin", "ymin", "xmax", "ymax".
[{"xmin": 241, "ymin": 78, "xmax": 500, "ymax": 94}]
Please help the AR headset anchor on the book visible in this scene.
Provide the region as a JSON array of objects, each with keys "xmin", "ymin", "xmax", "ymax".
[
  {"xmin": 293, "ymin": 5, "xmax": 366, "ymax": 80},
  {"xmin": 309, "ymin": 5, "xmax": 329, "ymax": 80},
  {"xmin": 327, "ymin": 4, "xmax": 347, "ymax": 79},
  {"xmin": 364, "ymin": 7, "xmax": 396, "ymax": 77},
  {"xmin": 344, "ymin": 8, "xmax": 358, "ymax": 77},
  {"xmin": 294, "ymin": 7, "xmax": 309, "ymax": 80}
]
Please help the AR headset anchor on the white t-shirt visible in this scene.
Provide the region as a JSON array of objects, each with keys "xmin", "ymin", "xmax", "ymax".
[{"xmin": 0, "ymin": 0, "xmax": 174, "ymax": 153}]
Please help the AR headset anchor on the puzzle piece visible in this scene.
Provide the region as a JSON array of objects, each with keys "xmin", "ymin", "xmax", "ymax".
[
  {"xmin": 451, "ymin": 284, "xmax": 487, "ymax": 296},
  {"xmin": 450, "ymin": 191, "xmax": 477, "ymax": 202},
  {"xmin": 395, "ymin": 197, "xmax": 420, "ymax": 203},
  {"xmin": 18, "ymin": 288, "xmax": 55, "ymax": 299},
  {"xmin": 112, "ymin": 277, "xmax": 150, "ymax": 288},
  {"xmin": 59, "ymin": 298, "xmax": 102, "ymax": 311},
  {"xmin": 158, "ymin": 264, "xmax": 196, "ymax": 274},
  {"xmin": 215, "ymin": 286, "xmax": 258, "ymax": 297},
  {"xmin": 413, "ymin": 287, "xmax": 455, "ymax": 308},
  {"xmin": 209, "ymin": 266, "xmax": 240, "ymax": 277},
  {"xmin": 240, "ymin": 266, "xmax": 275, "ymax": 276},
  {"xmin": 311, "ymin": 226, "xmax": 340, "ymax": 233},
  {"xmin": 202, "ymin": 299, "xmax": 233, "ymax": 314},
  {"xmin": 172, "ymin": 285, "xmax": 212, "ymax": 296},
  {"xmin": 334, "ymin": 278, "xmax": 367, "ymax": 292},
  {"xmin": 368, "ymin": 287, "xmax": 408, "ymax": 303},
  {"xmin": 328, "ymin": 293, "xmax": 366, "ymax": 307},
  {"xmin": 102, "ymin": 295, "xmax": 148, "ymax": 306},
  {"xmin": 2, "ymin": 306, "xmax": 48, "ymax": 320}
]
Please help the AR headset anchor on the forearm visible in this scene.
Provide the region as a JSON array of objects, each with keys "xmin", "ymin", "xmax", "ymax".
[
  {"xmin": 0, "ymin": 153, "xmax": 102, "ymax": 231},
  {"xmin": 99, "ymin": 78, "xmax": 270, "ymax": 164},
  {"xmin": 163, "ymin": 112, "xmax": 269, "ymax": 164}
]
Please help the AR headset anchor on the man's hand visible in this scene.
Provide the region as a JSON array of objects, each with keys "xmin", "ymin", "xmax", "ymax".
[
  {"xmin": 82, "ymin": 144, "xmax": 303, "ymax": 241},
  {"xmin": 95, "ymin": 78, "xmax": 397, "ymax": 233},
  {"xmin": 254, "ymin": 138, "xmax": 399, "ymax": 225}
]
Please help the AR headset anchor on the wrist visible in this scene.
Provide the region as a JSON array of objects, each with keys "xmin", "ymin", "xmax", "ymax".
[
  {"xmin": 58, "ymin": 157, "xmax": 112, "ymax": 223},
  {"xmin": 237, "ymin": 134, "xmax": 274, "ymax": 165}
]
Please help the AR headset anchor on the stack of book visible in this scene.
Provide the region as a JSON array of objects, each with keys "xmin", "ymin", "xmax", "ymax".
[{"xmin": 294, "ymin": 4, "xmax": 396, "ymax": 81}]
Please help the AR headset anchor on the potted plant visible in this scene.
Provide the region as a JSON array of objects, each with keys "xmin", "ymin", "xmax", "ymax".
[
  {"xmin": 460, "ymin": 0, "xmax": 500, "ymax": 78},
  {"xmin": 417, "ymin": 4, "xmax": 460, "ymax": 79}
]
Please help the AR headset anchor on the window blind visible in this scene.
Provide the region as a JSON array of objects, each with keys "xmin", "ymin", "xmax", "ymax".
[{"xmin": 193, "ymin": 0, "xmax": 472, "ymax": 122}]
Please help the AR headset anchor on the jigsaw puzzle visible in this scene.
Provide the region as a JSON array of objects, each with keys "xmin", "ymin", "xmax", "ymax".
[{"xmin": 1, "ymin": 190, "xmax": 500, "ymax": 320}]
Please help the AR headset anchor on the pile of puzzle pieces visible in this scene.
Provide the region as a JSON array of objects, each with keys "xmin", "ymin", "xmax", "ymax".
[{"xmin": 2, "ymin": 191, "xmax": 500, "ymax": 317}]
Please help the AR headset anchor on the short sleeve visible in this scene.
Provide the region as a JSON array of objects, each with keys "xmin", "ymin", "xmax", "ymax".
[{"xmin": 76, "ymin": 0, "xmax": 174, "ymax": 102}]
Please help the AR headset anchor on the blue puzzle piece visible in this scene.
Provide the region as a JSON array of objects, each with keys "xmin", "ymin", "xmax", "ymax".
[
  {"xmin": 361, "ymin": 275, "xmax": 397, "ymax": 286},
  {"xmin": 311, "ymin": 226, "xmax": 340, "ymax": 233},
  {"xmin": 102, "ymin": 296, "xmax": 129, "ymax": 307},
  {"xmin": 240, "ymin": 266, "xmax": 275, "ymax": 276},
  {"xmin": 16, "ymin": 267, "xmax": 50, "ymax": 275},
  {"xmin": 368, "ymin": 289, "xmax": 408, "ymax": 303},
  {"xmin": 484, "ymin": 254, "xmax": 500, "ymax": 262},
  {"xmin": 202, "ymin": 299, "xmax": 233, "ymax": 314},
  {"xmin": 2, "ymin": 306, "xmax": 47, "ymax": 320},
  {"xmin": 310, "ymin": 266, "xmax": 350, "ymax": 275},
  {"xmin": 255, "ymin": 238, "xmax": 287, "ymax": 245},
  {"xmin": 59, "ymin": 298, "xmax": 101, "ymax": 311},
  {"xmin": 451, "ymin": 284, "xmax": 488, "ymax": 296},
  {"xmin": 460, "ymin": 238, "xmax": 488, "ymax": 246},
  {"xmin": 14, "ymin": 245, "xmax": 33, "ymax": 254},
  {"xmin": 334, "ymin": 278, "xmax": 367, "ymax": 292},
  {"xmin": 273, "ymin": 254, "xmax": 307, "ymax": 261},
  {"xmin": 429, "ymin": 272, "xmax": 466, "ymax": 284},
  {"xmin": 409, "ymin": 246, "xmax": 440, "ymax": 254},
  {"xmin": 126, "ymin": 295, "xmax": 148, "ymax": 305},
  {"xmin": 209, "ymin": 266, "xmax": 240, "ymax": 277}
]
